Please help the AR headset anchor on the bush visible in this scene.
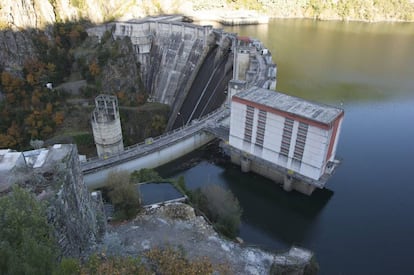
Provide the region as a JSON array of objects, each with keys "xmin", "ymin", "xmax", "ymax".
[
  {"xmin": 64, "ymin": 254, "xmax": 149, "ymax": 275},
  {"xmin": 191, "ymin": 184, "xmax": 242, "ymax": 239},
  {"xmin": 130, "ymin": 168, "xmax": 163, "ymax": 183},
  {"xmin": 145, "ymin": 246, "xmax": 215, "ymax": 275},
  {"xmin": 105, "ymin": 171, "xmax": 141, "ymax": 220},
  {"xmin": 0, "ymin": 186, "xmax": 57, "ymax": 274}
]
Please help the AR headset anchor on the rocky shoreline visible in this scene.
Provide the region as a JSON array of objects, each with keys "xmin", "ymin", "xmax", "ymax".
[{"xmin": 97, "ymin": 203, "xmax": 317, "ymax": 274}]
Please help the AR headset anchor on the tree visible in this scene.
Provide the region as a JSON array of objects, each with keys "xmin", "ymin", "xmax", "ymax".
[
  {"xmin": 130, "ymin": 168, "xmax": 163, "ymax": 183},
  {"xmin": 151, "ymin": 115, "xmax": 166, "ymax": 133},
  {"xmin": 105, "ymin": 171, "xmax": 141, "ymax": 220},
  {"xmin": 89, "ymin": 60, "xmax": 101, "ymax": 77},
  {"xmin": 191, "ymin": 184, "xmax": 242, "ymax": 239},
  {"xmin": 0, "ymin": 186, "xmax": 57, "ymax": 274}
]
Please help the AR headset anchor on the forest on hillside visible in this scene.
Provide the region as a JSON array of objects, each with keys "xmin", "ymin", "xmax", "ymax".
[
  {"xmin": 0, "ymin": 22, "xmax": 167, "ymax": 154},
  {"xmin": 226, "ymin": 0, "xmax": 414, "ymax": 21}
]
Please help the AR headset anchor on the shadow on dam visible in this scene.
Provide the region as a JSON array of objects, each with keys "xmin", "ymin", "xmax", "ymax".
[{"xmin": 171, "ymin": 45, "xmax": 233, "ymax": 129}]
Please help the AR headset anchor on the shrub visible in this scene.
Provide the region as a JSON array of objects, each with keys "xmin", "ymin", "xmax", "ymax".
[
  {"xmin": 105, "ymin": 171, "xmax": 141, "ymax": 220},
  {"xmin": 55, "ymin": 258, "xmax": 80, "ymax": 275},
  {"xmin": 82, "ymin": 254, "xmax": 148, "ymax": 274},
  {"xmin": 145, "ymin": 246, "xmax": 215, "ymax": 275},
  {"xmin": 191, "ymin": 184, "xmax": 242, "ymax": 239},
  {"xmin": 130, "ymin": 168, "xmax": 163, "ymax": 183},
  {"xmin": 0, "ymin": 186, "xmax": 57, "ymax": 274}
]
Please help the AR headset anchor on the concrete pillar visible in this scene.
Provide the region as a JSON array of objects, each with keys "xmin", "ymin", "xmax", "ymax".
[
  {"xmin": 283, "ymin": 175, "xmax": 293, "ymax": 192},
  {"xmin": 241, "ymin": 157, "xmax": 251, "ymax": 172}
]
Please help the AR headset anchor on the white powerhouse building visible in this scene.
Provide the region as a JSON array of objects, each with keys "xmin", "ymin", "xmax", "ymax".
[{"xmin": 228, "ymin": 86, "xmax": 344, "ymax": 195}]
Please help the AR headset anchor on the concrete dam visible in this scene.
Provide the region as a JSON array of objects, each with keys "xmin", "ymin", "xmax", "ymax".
[
  {"xmin": 83, "ymin": 18, "xmax": 292, "ymax": 190},
  {"xmin": 87, "ymin": 17, "xmax": 277, "ymax": 125},
  {"xmin": 87, "ymin": 19, "xmax": 236, "ymax": 131}
]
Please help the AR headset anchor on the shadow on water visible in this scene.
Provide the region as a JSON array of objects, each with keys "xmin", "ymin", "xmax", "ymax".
[
  {"xmin": 157, "ymin": 142, "xmax": 333, "ymax": 250},
  {"xmin": 220, "ymin": 163, "xmax": 334, "ymax": 248}
]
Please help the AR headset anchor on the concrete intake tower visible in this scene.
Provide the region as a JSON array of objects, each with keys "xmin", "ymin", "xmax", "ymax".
[{"xmin": 91, "ymin": 95, "xmax": 124, "ymax": 158}]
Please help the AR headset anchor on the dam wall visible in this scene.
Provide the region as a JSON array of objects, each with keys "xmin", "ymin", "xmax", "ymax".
[
  {"xmin": 88, "ymin": 20, "xmax": 237, "ymax": 113},
  {"xmin": 88, "ymin": 21, "xmax": 216, "ymax": 106}
]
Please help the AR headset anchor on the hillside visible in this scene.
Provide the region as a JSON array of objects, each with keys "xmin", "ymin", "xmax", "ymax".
[{"xmin": 1, "ymin": 0, "xmax": 413, "ymax": 31}]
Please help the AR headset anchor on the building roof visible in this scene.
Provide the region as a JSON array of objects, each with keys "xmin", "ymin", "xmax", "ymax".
[{"xmin": 232, "ymin": 87, "xmax": 344, "ymax": 126}]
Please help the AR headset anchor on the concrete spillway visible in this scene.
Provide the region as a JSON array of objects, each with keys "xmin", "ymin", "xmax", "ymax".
[{"xmin": 171, "ymin": 44, "xmax": 233, "ymax": 129}]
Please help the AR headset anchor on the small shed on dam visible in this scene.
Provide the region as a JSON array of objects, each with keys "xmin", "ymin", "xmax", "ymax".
[{"xmin": 227, "ymin": 86, "xmax": 344, "ymax": 195}]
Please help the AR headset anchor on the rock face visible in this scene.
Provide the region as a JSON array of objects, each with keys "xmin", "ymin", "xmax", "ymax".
[
  {"xmin": 0, "ymin": 0, "xmax": 55, "ymax": 29},
  {"xmin": 0, "ymin": 29, "xmax": 37, "ymax": 75},
  {"xmin": 98, "ymin": 36, "xmax": 143, "ymax": 99},
  {"xmin": 99, "ymin": 203, "xmax": 316, "ymax": 275},
  {"xmin": 8, "ymin": 144, "xmax": 106, "ymax": 257},
  {"xmin": 0, "ymin": 0, "xmax": 132, "ymax": 30}
]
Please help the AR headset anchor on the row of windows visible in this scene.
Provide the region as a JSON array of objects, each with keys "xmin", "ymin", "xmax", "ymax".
[
  {"xmin": 280, "ymin": 118, "xmax": 294, "ymax": 157},
  {"xmin": 293, "ymin": 122, "xmax": 309, "ymax": 166},
  {"xmin": 255, "ymin": 110, "xmax": 267, "ymax": 148},
  {"xmin": 244, "ymin": 105, "xmax": 255, "ymax": 143}
]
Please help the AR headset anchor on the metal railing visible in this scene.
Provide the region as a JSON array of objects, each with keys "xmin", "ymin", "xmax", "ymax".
[{"xmin": 83, "ymin": 106, "xmax": 230, "ymax": 166}]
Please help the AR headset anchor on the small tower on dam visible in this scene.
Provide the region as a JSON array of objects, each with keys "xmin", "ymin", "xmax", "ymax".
[{"xmin": 91, "ymin": 94, "xmax": 124, "ymax": 158}]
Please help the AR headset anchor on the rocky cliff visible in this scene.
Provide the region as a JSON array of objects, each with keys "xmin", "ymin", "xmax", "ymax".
[
  {"xmin": 0, "ymin": 0, "xmax": 135, "ymax": 30},
  {"xmin": 0, "ymin": 29, "xmax": 37, "ymax": 75},
  {"xmin": 10, "ymin": 144, "xmax": 106, "ymax": 257}
]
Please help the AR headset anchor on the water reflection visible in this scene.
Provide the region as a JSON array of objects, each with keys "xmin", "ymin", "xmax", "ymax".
[
  {"xmin": 159, "ymin": 149, "xmax": 333, "ymax": 249},
  {"xmin": 157, "ymin": 19, "xmax": 414, "ymax": 274},
  {"xmin": 222, "ymin": 164, "xmax": 334, "ymax": 247},
  {"xmin": 224, "ymin": 19, "xmax": 414, "ymax": 103}
]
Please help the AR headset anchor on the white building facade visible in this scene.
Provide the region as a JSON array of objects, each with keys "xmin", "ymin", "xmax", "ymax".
[{"xmin": 228, "ymin": 87, "xmax": 344, "ymax": 193}]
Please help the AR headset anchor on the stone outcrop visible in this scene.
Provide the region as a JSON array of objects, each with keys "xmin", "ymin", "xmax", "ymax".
[
  {"xmin": 0, "ymin": 29, "xmax": 37, "ymax": 75},
  {"xmin": 0, "ymin": 0, "xmax": 134, "ymax": 30},
  {"xmin": 0, "ymin": 0, "xmax": 55, "ymax": 30},
  {"xmin": 4, "ymin": 144, "xmax": 105, "ymax": 257},
  {"xmin": 99, "ymin": 203, "xmax": 316, "ymax": 274},
  {"xmin": 100, "ymin": 37, "xmax": 143, "ymax": 98}
]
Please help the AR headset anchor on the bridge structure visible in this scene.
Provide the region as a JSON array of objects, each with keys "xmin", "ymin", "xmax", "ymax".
[
  {"xmin": 82, "ymin": 19, "xmax": 277, "ymax": 188},
  {"xmin": 82, "ymin": 107, "xmax": 230, "ymax": 188}
]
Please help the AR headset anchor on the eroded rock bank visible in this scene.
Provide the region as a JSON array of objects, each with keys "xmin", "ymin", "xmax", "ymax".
[{"xmin": 97, "ymin": 203, "xmax": 317, "ymax": 274}]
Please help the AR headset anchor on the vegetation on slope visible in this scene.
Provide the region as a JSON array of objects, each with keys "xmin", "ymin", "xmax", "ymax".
[
  {"xmin": 0, "ymin": 22, "xmax": 86, "ymax": 150},
  {"xmin": 211, "ymin": 0, "xmax": 414, "ymax": 21},
  {"xmin": 104, "ymin": 171, "xmax": 141, "ymax": 221},
  {"xmin": 0, "ymin": 187, "xmax": 57, "ymax": 274},
  {"xmin": 0, "ymin": 187, "xmax": 219, "ymax": 274},
  {"xmin": 0, "ymin": 21, "xmax": 168, "ymax": 155}
]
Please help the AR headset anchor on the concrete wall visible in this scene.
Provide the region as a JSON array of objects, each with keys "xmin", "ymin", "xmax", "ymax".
[
  {"xmin": 84, "ymin": 130, "xmax": 215, "ymax": 189},
  {"xmin": 232, "ymin": 39, "xmax": 277, "ymax": 91},
  {"xmin": 109, "ymin": 21, "xmax": 214, "ymax": 106},
  {"xmin": 91, "ymin": 95, "xmax": 124, "ymax": 158},
  {"xmin": 92, "ymin": 119, "xmax": 124, "ymax": 157},
  {"xmin": 227, "ymin": 145, "xmax": 316, "ymax": 195}
]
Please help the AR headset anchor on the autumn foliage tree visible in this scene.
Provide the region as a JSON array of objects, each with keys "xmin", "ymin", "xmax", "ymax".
[
  {"xmin": 0, "ymin": 59, "xmax": 65, "ymax": 148},
  {"xmin": 0, "ymin": 21, "xmax": 89, "ymax": 149}
]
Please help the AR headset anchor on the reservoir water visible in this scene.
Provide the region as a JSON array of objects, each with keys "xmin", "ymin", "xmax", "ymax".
[{"xmin": 160, "ymin": 19, "xmax": 414, "ymax": 274}]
